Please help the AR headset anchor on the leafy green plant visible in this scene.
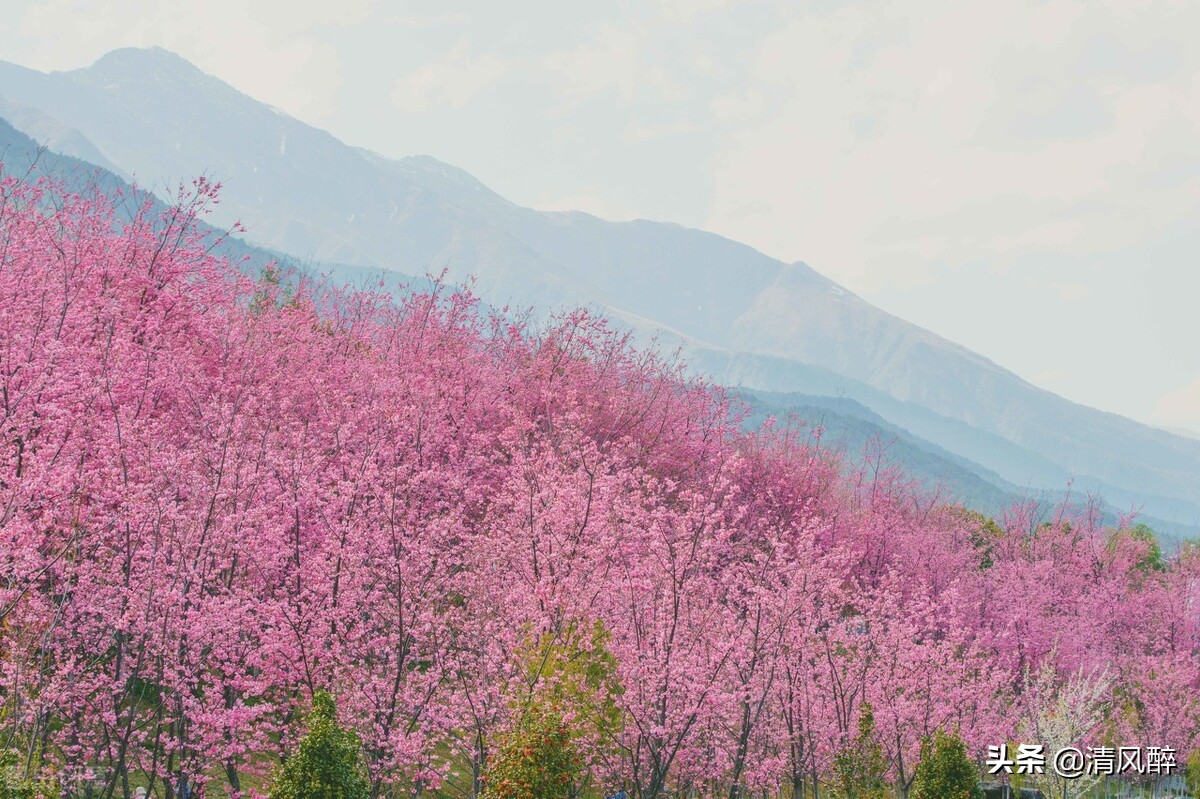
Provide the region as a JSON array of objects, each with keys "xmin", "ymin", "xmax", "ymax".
[
  {"xmin": 829, "ymin": 703, "xmax": 889, "ymax": 799},
  {"xmin": 909, "ymin": 730, "xmax": 982, "ymax": 799},
  {"xmin": 481, "ymin": 704, "xmax": 582, "ymax": 799},
  {"xmin": 270, "ymin": 691, "xmax": 369, "ymax": 799},
  {"xmin": 1185, "ymin": 750, "xmax": 1200, "ymax": 799},
  {"xmin": 1106, "ymin": 523, "xmax": 1165, "ymax": 574},
  {"xmin": 517, "ymin": 619, "xmax": 623, "ymax": 747},
  {"xmin": 0, "ymin": 747, "xmax": 56, "ymax": 799},
  {"xmin": 0, "ymin": 749, "xmax": 30, "ymax": 799}
]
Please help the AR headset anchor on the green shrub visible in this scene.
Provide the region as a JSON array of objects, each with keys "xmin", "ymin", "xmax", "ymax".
[
  {"xmin": 909, "ymin": 730, "xmax": 983, "ymax": 799},
  {"xmin": 829, "ymin": 703, "xmax": 889, "ymax": 799},
  {"xmin": 1185, "ymin": 751, "xmax": 1200, "ymax": 799},
  {"xmin": 0, "ymin": 749, "xmax": 53, "ymax": 799},
  {"xmin": 0, "ymin": 749, "xmax": 31, "ymax": 799},
  {"xmin": 481, "ymin": 704, "xmax": 582, "ymax": 799},
  {"xmin": 270, "ymin": 691, "xmax": 369, "ymax": 799}
]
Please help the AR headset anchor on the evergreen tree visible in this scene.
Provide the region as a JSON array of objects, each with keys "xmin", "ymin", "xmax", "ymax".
[
  {"xmin": 909, "ymin": 730, "xmax": 983, "ymax": 799},
  {"xmin": 830, "ymin": 703, "xmax": 889, "ymax": 799},
  {"xmin": 270, "ymin": 692, "xmax": 369, "ymax": 799}
]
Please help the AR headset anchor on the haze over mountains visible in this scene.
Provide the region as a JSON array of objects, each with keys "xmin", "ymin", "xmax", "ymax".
[{"xmin": 2, "ymin": 46, "xmax": 1198, "ymax": 538}]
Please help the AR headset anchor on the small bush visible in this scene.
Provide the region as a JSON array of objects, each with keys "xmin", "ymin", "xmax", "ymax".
[
  {"xmin": 1185, "ymin": 751, "xmax": 1200, "ymax": 799},
  {"xmin": 829, "ymin": 703, "xmax": 889, "ymax": 799},
  {"xmin": 270, "ymin": 691, "xmax": 369, "ymax": 799},
  {"xmin": 0, "ymin": 749, "xmax": 31, "ymax": 799},
  {"xmin": 0, "ymin": 749, "xmax": 54, "ymax": 799},
  {"xmin": 910, "ymin": 730, "xmax": 983, "ymax": 799},
  {"xmin": 481, "ymin": 704, "xmax": 582, "ymax": 799}
]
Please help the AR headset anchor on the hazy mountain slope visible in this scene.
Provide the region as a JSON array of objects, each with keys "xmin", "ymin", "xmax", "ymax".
[
  {"xmin": 0, "ymin": 97, "xmax": 128, "ymax": 179},
  {"xmin": 737, "ymin": 391, "xmax": 1019, "ymax": 513},
  {"xmin": 497, "ymin": 208, "xmax": 1200, "ymax": 520},
  {"xmin": 739, "ymin": 388, "xmax": 1199, "ymax": 543},
  {"xmin": 4, "ymin": 111, "xmax": 1197, "ymax": 540},
  {"xmin": 2, "ymin": 47, "xmax": 1197, "ymax": 528},
  {"xmin": 0, "ymin": 50, "xmax": 606, "ymax": 315},
  {"xmin": 0, "ymin": 116, "xmax": 128, "ymax": 195},
  {"xmin": 2, "ymin": 108, "xmax": 1027, "ymax": 524},
  {"xmin": 0, "ymin": 116, "xmax": 409, "ymax": 294},
  {"xmin": 706, "ymin": 348, "xmax": 1200, "ymax": 531}
]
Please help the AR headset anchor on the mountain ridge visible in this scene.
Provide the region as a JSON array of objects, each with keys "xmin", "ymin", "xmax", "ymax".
[{"xmin": 1, "ymin": 46, "xmax": 1196, "ymax": 533}]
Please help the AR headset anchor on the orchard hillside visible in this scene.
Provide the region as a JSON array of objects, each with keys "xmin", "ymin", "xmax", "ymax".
[{"xmin": 0, "ymin": 174, "xmax": 1197, "ymax": 798}]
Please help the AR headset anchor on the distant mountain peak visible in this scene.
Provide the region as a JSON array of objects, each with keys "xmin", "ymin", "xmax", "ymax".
[
  {"xmin": 87, "ymin": 46, "xmax": 200, "ymax": 77},
  {"xmin": 788, "ymin": 260, "xmax": 843, "ymax": 288},
  {"xmin": 355, "ymin": 148, "xmax": 516, "ymax": 211},
  {"xmin": 77, "ymin": 47, "xmax": 224, "ymax": 97},
  {"xmin": 0, "ymin": 97, "xmax": 127, "ymax": 178}
]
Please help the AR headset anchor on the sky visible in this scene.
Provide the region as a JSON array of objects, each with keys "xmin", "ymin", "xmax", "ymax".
[{"xmin": 2, "ymin": 0, "xmax": 1199, "ymax": 432}]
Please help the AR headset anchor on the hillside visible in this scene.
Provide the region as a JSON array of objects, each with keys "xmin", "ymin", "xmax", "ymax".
[
  {"xmin": 4, "ymin": 165, "xmax": 1195, "ymax": 799},
  {"xmin": 1, "ymin": 46, "xmax": 1197, "ymax": 532}
]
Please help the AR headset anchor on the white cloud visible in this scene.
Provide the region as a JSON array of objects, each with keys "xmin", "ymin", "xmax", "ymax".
[
  {"xmin": 704, "ymin": 1, "xmax": 1200, "ymax": 300},
  {"xmin": 1155, "ymin": 376, "xmax": 1200, "ymax": 430},
  {"xmin": 391, "ymin": 40, "xmax": 508, "ymax": 113},
  {"xmin": 711, "ymin": 89, "xmax": 765, "ymax": 122},
  {"xmin": 658, "ymin": 0, "xmax": 736, "ymax": 22},
  {"xmin": 694, "ymin": 0, "xmax": 1200, "ymax": 425},
  {"xmin": 542, "ymin": 25, "xmax": 649, "ymax": 101}
]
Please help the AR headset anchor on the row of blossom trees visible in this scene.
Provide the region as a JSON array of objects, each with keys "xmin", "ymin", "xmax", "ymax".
[{"xmin": 1, "ymin": 172, "xmax": 1198, "ymax": 799}]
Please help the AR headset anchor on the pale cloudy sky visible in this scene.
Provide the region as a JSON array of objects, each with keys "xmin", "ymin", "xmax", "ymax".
[{"xmin": 2, "ymin": 0, "xmax": 1199, "ymax": 431}]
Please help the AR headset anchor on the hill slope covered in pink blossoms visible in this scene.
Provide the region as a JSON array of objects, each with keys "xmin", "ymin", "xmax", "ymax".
[{"xmin": 1, "ymin": 174, "xmax": 1197, "ymax": 797}]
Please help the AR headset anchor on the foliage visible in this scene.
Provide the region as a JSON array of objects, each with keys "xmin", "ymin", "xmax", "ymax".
[
  {"xmin": 269, "ymin": 692, "xmax": 369, "ymax": 799},
  {"xmin": 829, "ymin": 703, "xmax": 889, "ymax": 799},
  {"xmin": 516, "ymin": 619, "xmax": 624, "ymax": 772},
  {"xmin": 249, "ymin": 261, "xmax": 285, "ymax": 315},
  {"xmin": 1185, "ymin": 751, "xmax": 1200, "ymax": 799},
  {"xmin": 0, "ymin": 750, "xmax": 31, "ymax": 799},
  {"xmin": 947, "ymin": 507, "xmax": 1006, "ymax": 569},
  {"xmin": 909, "ymin": 731, "xmax": 982, "ymax": 799},
  {"xmin": 0, "ymin": 750, "xmax": 55, "ymax": 799},
  {"xmin": 1107, "ymin": 523, "xmax": 1166, "ymax": 574},
  {"xmin": 481, "ymin": 704, "xmax": 582, "ymax": 799}
]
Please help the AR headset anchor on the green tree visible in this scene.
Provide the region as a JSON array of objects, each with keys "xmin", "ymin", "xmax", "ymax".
[
  {"xmin": 909, "ymin": 730, "xmax": 982, "ymax": 799},
  {"xmin": 517, "ymin": 619, "xmax": 623, "ymax": 748},
  {"xmin": 481, "ymin": 703, "xmax": 582, "ymax": 799},
  {"xmin": 830, "ymin": 703, "xmax": 889, "ymax": 799},
  {"xmin": 950, "ymin": 507, "xmax": 1005, "ymax": 570},
  {"xmin": 249, "ymin": 262, "xmax": 284, "ymax": 315},
  {"xmin": 0, "ymin": 749, "xmax": 31, "ymax": 799},
  {"xmin": 270, "ymin": 691, "xmax": 369, "ymax": 799},
  {"xmin": 1107, "ymin": 523, "xmax": 1165, "ymax": 574},
  {"xmin": 1185, "ymin": 750, "xmax": 1200, "ymax": 799}
]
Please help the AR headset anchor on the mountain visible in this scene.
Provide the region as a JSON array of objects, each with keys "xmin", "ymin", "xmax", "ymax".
[
  {"xmin": 1, "ymin": 47, "xmax": 1197, "ymax": 536},
  {"xmin": 0, "ymin": 95, "xmax": 128, "ymax": 178},
  {"xmin": 738, "ymin": 388, "xmax": 1200, "ymax": 540},
  {"xmin": 0, "ymin": 115, "xmax": 401, "ymax": 291},
  {"xmin": 738, "ymin": 390, "xmax": 1021, "ymax": 511}
]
